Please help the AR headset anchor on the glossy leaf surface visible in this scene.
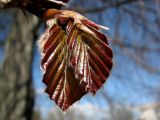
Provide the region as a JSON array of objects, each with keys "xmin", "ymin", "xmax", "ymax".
[{"xmin": 39, "ymin": 11, "xmax": 113, "ymax": 110}]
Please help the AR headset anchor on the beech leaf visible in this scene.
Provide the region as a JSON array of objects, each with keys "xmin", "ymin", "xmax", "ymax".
[{"xmin": 38, "ymin": 12, "xmax": 113, "ymax": 110}]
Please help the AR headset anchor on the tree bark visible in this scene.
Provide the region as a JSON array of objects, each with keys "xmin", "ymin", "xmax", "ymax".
[{"xmin": 0, "ymin": 10, "xmax": 39, "ymax": 120}]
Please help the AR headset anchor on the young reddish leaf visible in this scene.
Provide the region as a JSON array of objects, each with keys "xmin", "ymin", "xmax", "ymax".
[{"xmin": 38, "ymin": 10, "xmax": 113, "ymax": 111}]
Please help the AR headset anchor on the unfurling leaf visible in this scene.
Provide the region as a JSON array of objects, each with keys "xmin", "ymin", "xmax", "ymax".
[{"xmin": 38, "ymin": 10, "xmax": 113, "ymax": 111}]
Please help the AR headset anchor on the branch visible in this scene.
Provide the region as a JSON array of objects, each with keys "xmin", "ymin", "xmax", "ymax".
[
  {"xmin": 0, "ymin": 40, "xmax": 5, "ymax": 48},
  {"xmin": 113, "ymin": 39, "xmax": 160, "ymax": 53},
  {"xmin": 120, "ymin": 44, "xmax": 160, "ymax": 74},
  {"xmin": 69, "ymin": 0, "xmax": 139, "ymax": 13},
  {"xmin": 122, "ymin": 7, "xmax": 160, "ymax": 42}
]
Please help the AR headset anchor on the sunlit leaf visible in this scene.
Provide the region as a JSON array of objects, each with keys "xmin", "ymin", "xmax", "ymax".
[{"xmin": 38, "ymin": 10, "xmax": 113, "ymax": 110}]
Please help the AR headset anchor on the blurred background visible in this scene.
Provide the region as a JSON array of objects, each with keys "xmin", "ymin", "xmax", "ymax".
[{"xmin": 0, "ymin": 0, "xmax": 160, "ymax": 120}]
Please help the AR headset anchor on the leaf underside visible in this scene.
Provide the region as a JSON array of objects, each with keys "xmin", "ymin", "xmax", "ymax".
[{"xmin": 39, "ymin": 19, "xmax": 113, "ymax": 111}]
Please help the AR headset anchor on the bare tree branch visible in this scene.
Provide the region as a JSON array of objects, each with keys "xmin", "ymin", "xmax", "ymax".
[{"xmin": 70, "ymin": 0, "xmax": 139, "ymax": 13}]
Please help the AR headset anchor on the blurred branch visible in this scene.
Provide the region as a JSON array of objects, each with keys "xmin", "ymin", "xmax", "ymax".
[
  {"xmin": 0, "ymin": 41, "xmax": 4, "ymax": 48},
  {"xmin": 136, "ymin": 102, "xmax": 160, "ymax": 111},
  {"xmin": 113, "ymin": 39, "xmax": 160, "ymax": 53},
  {"xmin": 122, "ymin": 7, "xmax": 160, "ymax": 42},
  {"xmin": 120, "ymin": 45, "xmax": 160, "ymax": 74},
  {"xmin": 70, "ymin": 0, "xmax": 139, "ymax": 13}
]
